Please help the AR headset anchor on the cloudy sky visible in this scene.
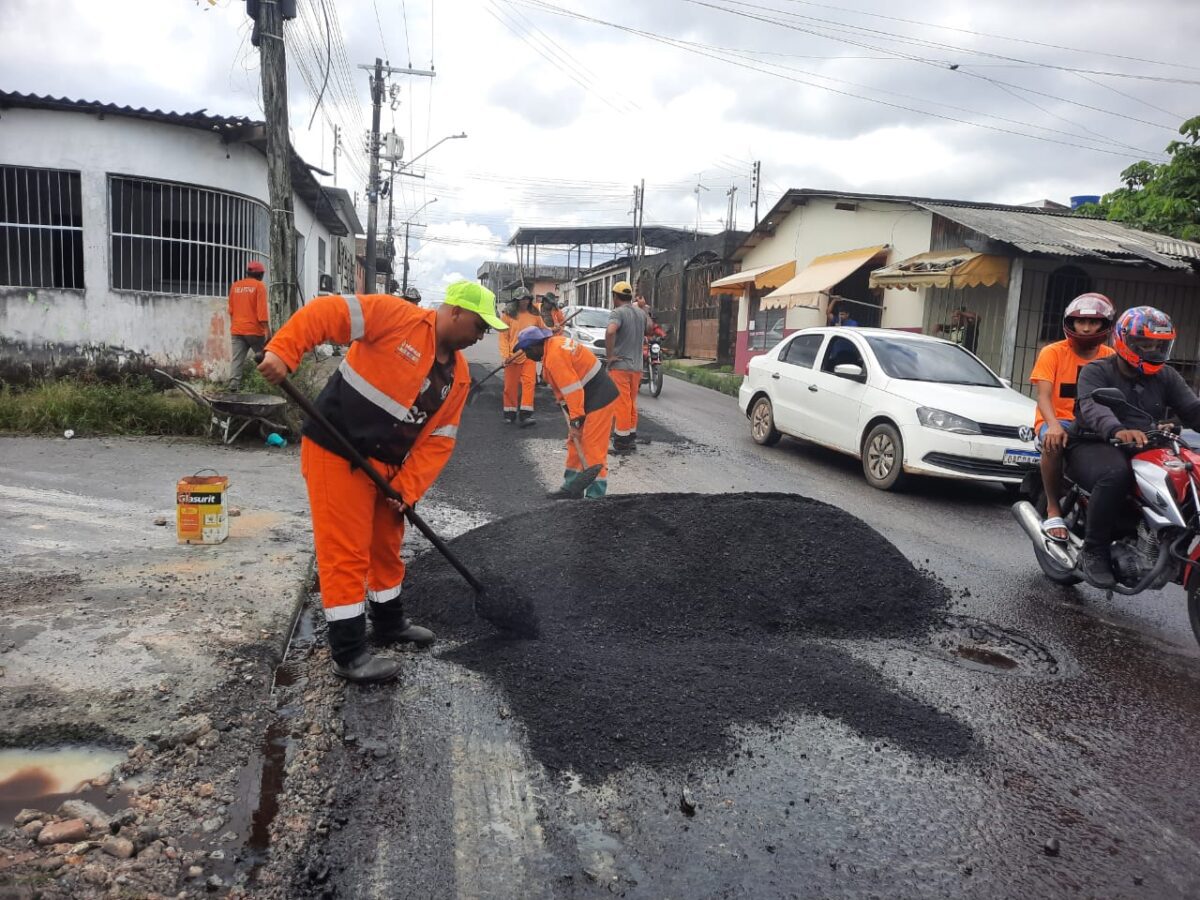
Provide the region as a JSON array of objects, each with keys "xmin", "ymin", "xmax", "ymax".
[{"xmin": 3, "ymin": 0, "xmax": 1197, "ymax": 298}]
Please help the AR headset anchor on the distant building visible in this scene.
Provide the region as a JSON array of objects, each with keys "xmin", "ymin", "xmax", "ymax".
[{"xmin": 0, "ymin": 91, "xmax": 350, "ymax": 378}]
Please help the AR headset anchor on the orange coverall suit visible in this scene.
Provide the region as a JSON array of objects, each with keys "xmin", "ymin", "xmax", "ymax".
[
  {"xmin": 265, "ymin": 294, "xmax": 469, "ymax": 661},
  {"xmin": 542, "ymin": 335, "xmax": 619, "ymax": 498},
  {"xmin": 501, "ymin": 309, "xmax": 542, "ymax": 418}
]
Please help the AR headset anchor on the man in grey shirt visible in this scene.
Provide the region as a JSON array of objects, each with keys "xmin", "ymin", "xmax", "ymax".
[{"xmin": 605, "ymin": 280, "xmax": 649, "ymax": 454}]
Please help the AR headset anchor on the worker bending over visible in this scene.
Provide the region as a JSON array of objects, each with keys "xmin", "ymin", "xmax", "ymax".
[
  {"xmin": 258, "ymin": 281, "xmax": 506, "ymax": 683},
  {"xmin": 515, "ymin": 325, "xmax": 619, "ymax": 499}
]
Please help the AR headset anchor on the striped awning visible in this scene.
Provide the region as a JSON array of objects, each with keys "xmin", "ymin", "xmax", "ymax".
[
  {"xmin": 869, "ymin": 248, "xmax": 1010, "ymax": 291},
  {"xmin": 708, "ymin": 260, "xmax": 796, "ymax": 295}
]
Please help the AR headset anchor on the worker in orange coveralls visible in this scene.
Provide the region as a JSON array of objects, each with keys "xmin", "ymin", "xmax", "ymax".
[
  {"xmin": 513, "ymin": 325, "xmax": 619, "ymax": 499},
  {"xmin": 501, "ymin": 288, "xmax": 543, "ymax": 426},
  {"xmin": 540, "ymin": 291, "xmax": 566, "ymax": 330},
  {"xmin": 257, "ymin": 281, "xmax": 507, "ymax": 683},
  {"xmin": 227, "ymin": 259, "xmax": 270, "ymax": 391}
]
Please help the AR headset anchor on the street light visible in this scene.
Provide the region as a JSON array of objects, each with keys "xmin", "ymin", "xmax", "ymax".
[{"xmin": 397, "ymin": 132, "xmax": 468, "ymax": 174}]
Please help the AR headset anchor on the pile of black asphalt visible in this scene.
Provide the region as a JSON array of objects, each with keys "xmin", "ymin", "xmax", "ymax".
[{"xmin": 401, "ymin": 491, "xmax": 974, "ymax": 783}]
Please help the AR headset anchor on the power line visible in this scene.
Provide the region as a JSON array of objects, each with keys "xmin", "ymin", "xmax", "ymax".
[
  {"xmin": 371, "ymin": 0, "xmax": 391, "ymax": 60},
  {"xmin": 514, "ymin": 0, "xmax": 1167, "ymax": 160},
  {"xmin": 400, "ymin": 0, "xmax": 413, "ymax": 66}
]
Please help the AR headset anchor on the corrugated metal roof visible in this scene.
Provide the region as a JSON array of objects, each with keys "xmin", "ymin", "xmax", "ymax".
[
  {"xmin": 0, "ymin": 91, "xmax": 346, "ymax": 237},
  {"xmin": 918, "ymin": 203, "xmax": 1200, "ymax": 271},
  {"xmin": 509, "ymin": 225, "xmax": 704, "ymax": 250}
]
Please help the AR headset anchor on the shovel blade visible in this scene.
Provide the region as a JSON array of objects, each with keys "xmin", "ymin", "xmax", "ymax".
[{"xmin": 548, "ymin": 463, "xmax": 604, "ymax": 500}]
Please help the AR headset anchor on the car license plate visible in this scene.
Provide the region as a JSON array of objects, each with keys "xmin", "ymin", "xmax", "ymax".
[{"xmin": 1002, "ymin": 449, "xmax": 1040, "ymax": 467}]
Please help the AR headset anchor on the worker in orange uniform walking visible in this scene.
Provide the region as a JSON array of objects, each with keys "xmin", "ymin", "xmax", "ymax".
[
  {"xmin": 605, "ymin": 280, "xmax": 650, "ymax": 454},
  {"xmin": 501, "ymin": 288, "xmax": 543, "ymax": 426},
  {"xmin": 227, "ymin": 259, "xmax": 271, "ymax": 391},
  {"xmin": 513, "ymin": 325, "xmax": 619, "ymax": 499},
  {"xmin": 257, "ymin": 281, "xmax": 507, "ymax": 683}
]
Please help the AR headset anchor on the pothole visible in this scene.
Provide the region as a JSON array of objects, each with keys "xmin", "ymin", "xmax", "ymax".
[
  {"xmin": 931, "ymin": 616, "xmax": 1064, "ymax": 677},
  {"xmin": 0, "ymin": 745, "xmax": 126, "ymax": 823}
]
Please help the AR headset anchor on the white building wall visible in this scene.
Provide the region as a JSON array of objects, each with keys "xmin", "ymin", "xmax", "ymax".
[
  {"xmin": 739, "ymin": 197, "xmax": 934, "ymax": 331},
  {"xmin": 0, "ymin": 107, "xmax": 332, "ymax": 378}
]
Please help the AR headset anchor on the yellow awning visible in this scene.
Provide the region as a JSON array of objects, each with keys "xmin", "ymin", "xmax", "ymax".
[
  {"xmin": 708, "ymin": 260, "xmax": 796, "ymax": 296},
  {"xmin": 869, "ymin": 248, "xmax": 1010, "ymax": 291},
  {"xmin": 760, "ymin": 245, "xmax": 887, "ymax": 310}
]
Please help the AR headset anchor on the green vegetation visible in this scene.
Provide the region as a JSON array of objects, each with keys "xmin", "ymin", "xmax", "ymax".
[
  {"xmin": 1076, "ymin": 114, "xmax": 1200, "ymax": 240},
  {"xmin": 0, "ymin": 377, "xmax": 208, "ymax": 436},
  {"xmin": 662, "ymin": 361, "xmax": 743, "ymax": 397}
]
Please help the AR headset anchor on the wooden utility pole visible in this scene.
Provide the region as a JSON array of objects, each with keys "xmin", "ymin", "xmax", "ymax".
[{"xmin": 258, "ymin": 0, "xmax": 298, "ymax": 327}]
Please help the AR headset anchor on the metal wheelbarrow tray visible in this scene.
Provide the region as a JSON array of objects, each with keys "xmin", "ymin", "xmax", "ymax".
[{"xmin": 154, "ymin": 369, "xmax": 290, "ymax": 445}]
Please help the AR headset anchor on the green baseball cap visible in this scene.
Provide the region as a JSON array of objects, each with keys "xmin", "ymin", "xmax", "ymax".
[{"xmin": 443, "ymin": 280, "xmax": 508, "ymax": 330}]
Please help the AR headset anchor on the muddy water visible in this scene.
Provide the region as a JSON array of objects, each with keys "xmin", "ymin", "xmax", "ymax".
[{"xmin": 0, "ymin": 746, "xmax": 125, "ymax": 822}]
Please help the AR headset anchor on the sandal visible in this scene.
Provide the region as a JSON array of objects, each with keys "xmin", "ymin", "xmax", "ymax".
[{"xmin": 1041, "ymin": 516, "xmax": 1069, "ymax": 544}]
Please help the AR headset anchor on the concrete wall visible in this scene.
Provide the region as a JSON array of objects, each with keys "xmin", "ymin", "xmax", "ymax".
[
  {"xmin": 733, "ymin": 197, "xmax": 934, "ymax": 373},
  {"xmin": 0, "ymin": 107, "xmax": 331, "ymax": 378}
]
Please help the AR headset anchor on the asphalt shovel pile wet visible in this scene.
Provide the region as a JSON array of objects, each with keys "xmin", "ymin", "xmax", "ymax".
[{"xmin": 403, "ymin": 492, "xmax": 975, "ymax": 782}]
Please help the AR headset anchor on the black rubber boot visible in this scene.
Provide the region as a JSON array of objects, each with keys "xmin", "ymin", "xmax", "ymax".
[
  {"xmin": 503, "ymin": 411, "xmax": 516, "ymax": 424},
  {"xmin": 1078, "ymin": 547, "xmax": 1116, "ymax": 589},
  {"xmin": 611, "ymin": 436, "xmax": 634, "ymax": 456},
  {"xmin": 369, "ymin": 599, "xmax": 435, "ymax": 648},
  {"xmin": 518, "ymin": 410, "xmax": 537, "ymax": 427},
  {"xmin": 327, "ymin": 615, "xmax": 402, "ymax": 683}
]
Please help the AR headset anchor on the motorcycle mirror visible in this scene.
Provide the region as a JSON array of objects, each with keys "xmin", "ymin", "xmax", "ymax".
[{"xmin": 1090, "ymin": 387, "xmax": 1127, "ymax": 409}]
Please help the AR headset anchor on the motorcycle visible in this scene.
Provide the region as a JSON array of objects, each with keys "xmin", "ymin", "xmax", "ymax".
[
  {"xmin": 1011, "ymin": 387, "xmax": 1200, "ymax": 646},
  {"xmin": 641, "ymin": 329, "xmax": 667, "ymax": 398}
]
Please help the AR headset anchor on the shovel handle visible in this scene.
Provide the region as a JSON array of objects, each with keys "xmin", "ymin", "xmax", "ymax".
[{"xmin": 272, "ymin": 374, "xmax": 485, "ymax": 594}]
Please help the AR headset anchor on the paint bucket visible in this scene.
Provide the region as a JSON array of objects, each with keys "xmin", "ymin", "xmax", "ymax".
[{"xmin": 176, "ymin": 470, "xmax": 230, "ymax": 545}]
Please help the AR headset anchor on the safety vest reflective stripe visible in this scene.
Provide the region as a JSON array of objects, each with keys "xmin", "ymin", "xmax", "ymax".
[
  {"xmin": 430, "ymin": 425, "xmax": 458, "ymax": 439},
  {"xmin": 342, "ymin": 294, "xmax": 365, "ymax": 342},
  {"xmin": 337, "ymin": 358, "xmax": 409, "ymax": 420},
  {"xmin": 558, "ymin": 379, "xmax": 583, "ymax": 395},
  {"xmin": 581, "ymin": 358, "xmax": 602, "ymax": 386}
]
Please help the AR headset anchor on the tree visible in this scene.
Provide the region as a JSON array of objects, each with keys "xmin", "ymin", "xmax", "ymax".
[{"xmin": 1077, "ymin": 116, "xmax": 1200, "ymax": 241}]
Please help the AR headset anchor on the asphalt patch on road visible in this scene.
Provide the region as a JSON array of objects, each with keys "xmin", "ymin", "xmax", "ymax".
[{"xmin": 402, "ymin": 492, "xmax": 974, "ymax": 782}]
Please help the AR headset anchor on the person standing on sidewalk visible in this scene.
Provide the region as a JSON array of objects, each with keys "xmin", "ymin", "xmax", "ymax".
[
  {"xmin": 257, "ymin": 281, "xmax": 507, "ymax": 683},
  {"xmin": 227, "ymin": 259, "xmax": 270, "ymax": 391},
  {"xmin": 501, "ymin": 288, "xmax": 543, "ymax": 426},
  {"xmin": 606, "ymin": 280, "xmax": 649, "ymax": 454}
]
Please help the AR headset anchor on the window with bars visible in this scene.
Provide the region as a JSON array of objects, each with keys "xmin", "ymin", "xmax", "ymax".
[
  {"xmin": 108, "ymin": 176, "xmax": 268, "ymax": 297},
  {"xmin": 0, "ymin": 166, "xmax": 84, "ymax": 289}
]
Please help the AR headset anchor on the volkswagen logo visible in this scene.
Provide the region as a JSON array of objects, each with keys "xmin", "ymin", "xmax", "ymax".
[{"xmin": 1018, "ymin": 425, "xmax": 1036, "ymax": 443}]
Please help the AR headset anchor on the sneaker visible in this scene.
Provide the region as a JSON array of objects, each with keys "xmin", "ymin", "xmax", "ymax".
[{"xmin": 1078, "ymin": 547, "xmax": 1116, "ymax": 589}]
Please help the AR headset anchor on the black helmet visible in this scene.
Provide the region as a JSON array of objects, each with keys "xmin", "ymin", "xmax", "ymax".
[{"xmin": 402, "ymin": 286, "xmax": 422, "ymax": 303}]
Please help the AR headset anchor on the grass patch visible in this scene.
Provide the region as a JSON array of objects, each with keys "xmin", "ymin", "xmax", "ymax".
[
  {"xmin": 662, "ymin": 362, "xmax": 743, "ymax": 397},
  {"xmin": 0, "ymin": 377, "xmax": 209, "ymax": 437}
]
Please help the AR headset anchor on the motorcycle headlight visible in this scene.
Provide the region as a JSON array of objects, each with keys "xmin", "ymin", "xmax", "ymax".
[{"xmin": 916, "ymin": 407, "xmax": 981, "ymax": 435}]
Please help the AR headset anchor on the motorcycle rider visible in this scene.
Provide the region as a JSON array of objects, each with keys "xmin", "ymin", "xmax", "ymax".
[
  {"xmin": 1070, "ymin": 306, "xmax": 1200, "ymax": 587},
  {"xmin": 1029, "ymin": 293, "xmax": 1115, "ymax": 543}
]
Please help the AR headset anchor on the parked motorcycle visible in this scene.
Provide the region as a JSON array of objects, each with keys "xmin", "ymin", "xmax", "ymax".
[
  {"xmin": 1011, "ymin": 387, "xmax": 1200, "ymax": 646},
  {"xmin": 641, "ymin": 327, "xmax": 668, "ymax": 398}
]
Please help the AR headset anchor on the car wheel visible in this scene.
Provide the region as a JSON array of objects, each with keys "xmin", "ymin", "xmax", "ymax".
[
  {"xmin": 750, "ymin": 397, "xmax": 782, "ymax": 446},
  {"xmin": 862, "ymin": 422, "xmax": 906, "ymax": 490}
]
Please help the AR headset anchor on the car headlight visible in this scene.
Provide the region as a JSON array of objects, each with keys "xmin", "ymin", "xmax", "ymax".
[{"xmin": 916, "ymin": 406, "xmax": 981, "ymax": 434}]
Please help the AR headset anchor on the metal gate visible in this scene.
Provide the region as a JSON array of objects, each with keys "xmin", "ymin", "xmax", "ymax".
[
  {"xmin": 682, "ymin": 253, "xmax": 725, "ymax": 360},
  {"xmin": 652, "ymin": 264, "xmax": 682, "ymax": 354}
]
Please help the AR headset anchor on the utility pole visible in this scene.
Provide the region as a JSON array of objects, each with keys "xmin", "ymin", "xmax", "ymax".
[
  {"xmin": 331, "ymin": 124, "xmax": 340, "ymax": 186},
  {"xmin": 359, "ymin": 61, "xmax": 436, "ymax": 296},
  {"xmin": 257, "ymin": 0, "xmax": 299, "ymax": 326},
  {"xmin": 751, "ymin": 160, "xmax": 762, "ymax": 227},
  {"xmin": 725, "ymin": 183, "xmax": 738, "ymax": 231},
  {"xmin": 693, "ymin": 175, "xmax": 709, "ymax": 237},
  {"xmin": 631, "ymin": 179, "xmax": 645, "ymax": 289}
]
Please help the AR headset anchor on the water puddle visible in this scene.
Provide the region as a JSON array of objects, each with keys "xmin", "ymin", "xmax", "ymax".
[{"xmin": 0, "ymin": 746, "xmax": 125, "ymax": 823}]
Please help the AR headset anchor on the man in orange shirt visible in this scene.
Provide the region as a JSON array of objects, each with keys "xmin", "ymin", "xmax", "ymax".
[
  {"xmin": 257, "ymin": 281, "xmax": 506, "ymax": 683},
  {"xmin": 227, "ymin": 259, "xmax": 271, "ymax": 391},
  {"xmin": 1029, "ymin": 293, "xmax": 1116, "ymax": 542}
]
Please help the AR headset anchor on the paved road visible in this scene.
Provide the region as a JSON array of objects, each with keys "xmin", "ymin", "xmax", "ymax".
[{"xmin": 319, "ymin": 350, "xmax": 1200, "ymax": 899}]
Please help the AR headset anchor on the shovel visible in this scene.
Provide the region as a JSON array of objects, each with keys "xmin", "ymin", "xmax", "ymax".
[
  {"xmin": 268, "ymin": 373, "xmax": 543, "ymax": 635},
  {"xmin": 548, "ymin": 406, "xmax": 604, "ymax": 500}
]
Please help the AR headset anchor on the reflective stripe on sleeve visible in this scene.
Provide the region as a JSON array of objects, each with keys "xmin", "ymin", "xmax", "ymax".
[
  {"xmin": 430, "ymin": 424, "xmax": 458, "ymax": 439},
  {"xmin": 342, "ymin": 294, "xmax": 365, "ymax": 341},
  {"xmin": 558, "ymin": 380, "xmax": 583, "ymax": 395},
  {"xmin": 338, "ymin": 358, "xmax": 410, "ymax": 420}
]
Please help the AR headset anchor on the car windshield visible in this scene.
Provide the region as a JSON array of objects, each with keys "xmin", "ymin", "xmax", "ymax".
[
  {"xmin": 569, "ymin": 308, "xmax": 610, "ymax": 328},
  {"xmin": 864, "ymin": 335, "xmax": 1001, "ymax": 387}
]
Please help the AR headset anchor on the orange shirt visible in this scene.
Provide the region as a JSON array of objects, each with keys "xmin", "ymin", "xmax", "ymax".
[
  {"xmin": 228, "ymin": 278, "xmax": 269, "ymax": 336},
  {"xmin": 1029, "ymin": 339, "xmax": 1115, "ymax": 429}
]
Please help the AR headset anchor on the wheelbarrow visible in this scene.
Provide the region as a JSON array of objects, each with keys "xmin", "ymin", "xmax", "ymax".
[{"xmin": 154, "ymin": 369, "xmax": 290, "ymax": 445}]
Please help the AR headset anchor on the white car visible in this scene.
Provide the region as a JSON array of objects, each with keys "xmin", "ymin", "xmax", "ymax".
[
  {"xmin": 738, "ymin": 327, "xmax": 1040, "ymax": 490},
  {"xmin": 561, "ymin": 305, "xmax": 611, "ymax": 360}
]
